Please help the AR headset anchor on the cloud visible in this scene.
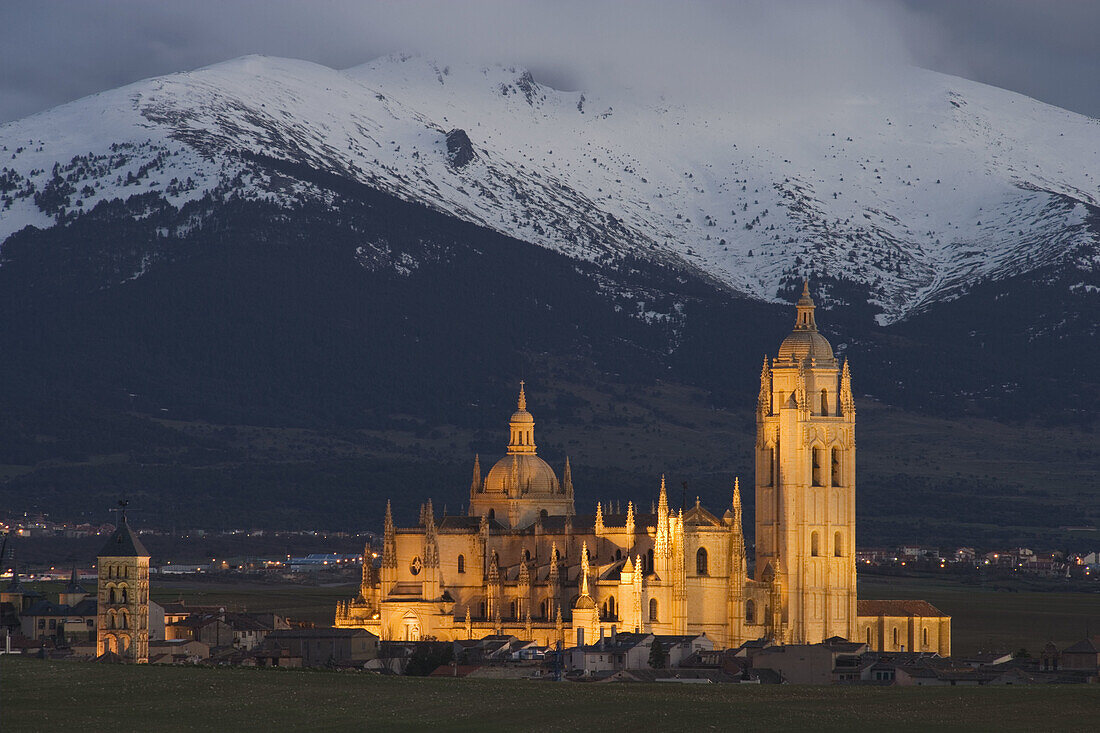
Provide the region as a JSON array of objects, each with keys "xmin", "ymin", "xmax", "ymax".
[{"xmin": 1, "ymin": 0, "xmax": 1097, "ymax": 124}]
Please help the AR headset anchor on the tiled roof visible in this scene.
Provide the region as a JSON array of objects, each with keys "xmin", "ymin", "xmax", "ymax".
[
  {"xmin": 857, "ymin": 599, "xmax": 949, "ymax": 618},
  {"xmin": 97, "ymin": 519, "xmax": 149, "ymax": 558}
]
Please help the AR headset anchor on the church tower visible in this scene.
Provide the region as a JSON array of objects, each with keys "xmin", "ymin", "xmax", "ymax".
[
  {"xmin": 755, "ymin": 282, "xmax": 857, "ymax": 644},
  {"xmin": 96, "ymin": 506, "xmax": 151, "ymax": 662}
]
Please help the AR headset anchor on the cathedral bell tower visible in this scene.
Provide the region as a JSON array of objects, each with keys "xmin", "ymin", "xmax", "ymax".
[{"xmin": 755, "ymin": 282, "xmax": 857, "ymax": 644}]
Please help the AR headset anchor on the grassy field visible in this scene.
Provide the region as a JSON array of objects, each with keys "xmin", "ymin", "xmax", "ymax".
[
  {"xmin": 859, "ymin": 574, "xmax": 1100, "ymax": 656},
  {"xmin": 2, "ymin": 656, "xmax": 1099, "ymax": 732},
  {"xmin": 149, "ymin": 579, "xmax": 358, "ymax": 627}
]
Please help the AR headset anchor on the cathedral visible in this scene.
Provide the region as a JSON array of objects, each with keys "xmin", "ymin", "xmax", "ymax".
[{"xmin": 336, "ymin": 284, "xmax": 951, "ymax": 655}]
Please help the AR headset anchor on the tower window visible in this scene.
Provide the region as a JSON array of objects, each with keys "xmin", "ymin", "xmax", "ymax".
[
  {"xmin": 457, "ymin": 555, "xmax": 465, "ymax": 574},
  {"xmin": 811, "ymin": 531, "xmax": 821, "ymax": 557},
  {"xmin": 834, "ymin": 532, "xmax": 843, "ymax": 557},
  {"xmin": 821, "ymin": 388, "xmax": 829, "ymax": 416},
  {"xmin": 831, "ymin": 448, "xmax": 842, "ymax": 487},
  {"xmin": 866, "ymin": 627, "xmax": 872, "ymax": 645},
  {"xmin": 746, "ymin": 600, "xmax": 756, "ymax": 624},
  {"xmin": 923, "ymin": 628, "xmax": 928, "ymax": 648},
  {"xmin": 696, "ymin": 547, "xmax": 709, "ymax": 575},
  {"xmin": 649, "ymin": 598, "xmax": 658, "ymax": 622},
  {"xmin": 812, "ymin": 448, "xmax": 824, "ymax": 487},
  {"xmin": 893, "ymin": 627, "xmax": 899, "ymax": 647}
]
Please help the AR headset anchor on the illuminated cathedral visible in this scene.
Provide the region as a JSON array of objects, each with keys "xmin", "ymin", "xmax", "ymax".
[{"xmin": 336, "ymin": 284, "xmax": 951, "ymax": 654}]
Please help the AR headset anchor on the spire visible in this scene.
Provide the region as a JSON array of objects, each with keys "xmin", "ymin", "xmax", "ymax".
[
  {"xmin": 794, "ymin": 279, "xmax": 817, "ymax": 331},
  {"xmin": 625, "ymin": 501, "xmax": 635, "ymax": 538},
  {"xmin": 732, "ymin": 478, "xmax": 742, "ymax": 529},
  {"xmin": 471, "ymin": 454, "xmax": 482, "ymax": 493},
  {"xmin": 382, "ymin": 500, "xmax": 397, "ymax": 569},
  {"xmin": 517, "ymin": 380, "xmax": 526, "ymax": 411},
  {"xmin": 757, "ymin": 356, "xmax": 772, "ymax": 415},
  {"xmin": 595, "ymin": 502, "xmax": 604, "ymax": 533},
  {"xmin": 658, "ymin": 475, "xmax": 669, "ymax": 518},
  {"xmin": 580, "ymin": 541, "xmax": 591, "ymax": 597},
  {"xmin": 562, "ymin": 456, "xmax": 573, "ymax": 495},
  {"xmin": 840, "ymin": 357, "xmax": 855, "ymax": 416}
]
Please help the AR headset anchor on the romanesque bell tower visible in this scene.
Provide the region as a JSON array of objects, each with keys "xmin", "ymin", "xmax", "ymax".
[
  {"xmin": 755, "ymin": 282, "xmax": 857, "ymax": 644},
  {"xmin": 96, "ymin": 507, "xmax": 151, "ymax": 662}
]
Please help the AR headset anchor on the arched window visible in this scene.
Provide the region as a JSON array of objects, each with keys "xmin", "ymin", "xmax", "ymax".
[
  {"xmin": 108, "ymin": 586, "xmax": 116, "ymax": 604},
  {"xmin": 831, "ymin": 448, "xmax": 842, "ymax": 486},
  {"xmin": 812, "ymin": 448, "xmax": 824, "ymax": 486},
  {"xmin": 541, "ymin": 599, "xmax": 550, "ymax": 618},
  {"xmin": 615, "ymin": 549, "xmax": 622, "ymax": 561},
  {"xmin": 834, "ymin": 531, "xmax": 843, "ymax": 557},
  {"xmin": 746, "ymin": 600, "xmax": 756, "ymax": 624},
  {"xmin": 649, "ymin": 598, "xmax": 658, "ymax": 622},
  {"xmin": 696, "ymin": 547, "xmax": 708, "ymax": 575},
  {"xmin": 647, "ymin": 549, "xmax": 654, "ymax": 573},
  {"xmin": 811, "ymin": 531, "xmax": 820, "ymax": 557},
  {"xmin": 487, "ymin": 509, "xmax": 495, "ymax": 520},
  {"xmin": 510, "ymin": 600, "xmax": 517, "ymax": 619},
  {"xmin": 866, "ymin": 627, "xmax": 872, "ymax": 645},
  {"xmin": 457, "ymin": 555, "xmax": 465, "ymax": 574},
  {"xmin": 605, "ymin": 596, "xmax": 617, "ymax": 619},
  {"xmin": 923, "ymin": 628, "xmax": 928, "ymax": 648},
  {"xmin": 119, "ymin": 609, "xmax": 130, "ymax": 630},
  {"xmin": 524, "ymin": 549, "xmax": 531, "ymax": 562},
  {"xmin": 820, "ymin": 388, "xmax": 829, "ymax": 416},
  {"xmin": 540, "ymin": 509, "xmax": 548, "ymax": 520},
  {"xmin": 892, "ymin": 627, "xmax": 899, "ymax": 647},
  {"xmin": 479, "ymin": 602, "xmax": 486, "ymax": 618}
]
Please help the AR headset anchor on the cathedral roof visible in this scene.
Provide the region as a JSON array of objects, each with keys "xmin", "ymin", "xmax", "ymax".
[
  {"xmin": 857, "ymin": 600, "xmax": 949, "ymax": 618},
  {"xmin": 776, "ymin": 281, "xmax": 836, "ymax": 364},
  {"xmin": 683, "ymin": 499, "xmax": 722, "ymax": 527}
]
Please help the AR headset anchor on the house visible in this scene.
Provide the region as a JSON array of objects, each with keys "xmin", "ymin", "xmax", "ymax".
[
  {"xmin": 568, "ymin": 631, "xmax": 713, "ymax": 674},
  {"xmin": 147, "ymin": 638, "xmax": 211, "ymax": 664},
  {"xmin": 751, "ymin": 638, "xmax": 870, "ymax": 685},
  {"xmin": 1059, "ymin": 637, "xmax": 1100, "ymax": 672},
  {"xmin": 262, "ymin": 628, "xmax": 378, "ymax": 667},
  {"xmin": 166, "ymin": 614, "xmax": 235, "ymax": 648}
]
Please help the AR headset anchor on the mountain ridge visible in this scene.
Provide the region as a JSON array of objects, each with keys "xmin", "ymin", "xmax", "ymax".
[{"xmin": 2, "ymin": 54, "xmax": 1098, "ymax": 323}]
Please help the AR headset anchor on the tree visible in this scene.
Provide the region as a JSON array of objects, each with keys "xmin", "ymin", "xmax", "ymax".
[{"xmin": 648, "ymin": 638, "xmax": 668, "ymax": 669}]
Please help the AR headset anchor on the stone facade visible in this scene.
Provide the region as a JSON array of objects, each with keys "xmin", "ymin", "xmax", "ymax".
[{"xmin": 335, "ymin": 284, "xmax": 950, "ymax": 653}]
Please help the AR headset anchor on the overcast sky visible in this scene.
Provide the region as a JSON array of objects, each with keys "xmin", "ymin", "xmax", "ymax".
[{"xmin": 1, "ymin": 0, "xmax": 1098, "ymax": 124}]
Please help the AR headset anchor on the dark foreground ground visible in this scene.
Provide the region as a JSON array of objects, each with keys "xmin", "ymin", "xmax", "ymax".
[{"xmin": 2, "ymin": 657, "xmax": 1099, "ymax": 732}]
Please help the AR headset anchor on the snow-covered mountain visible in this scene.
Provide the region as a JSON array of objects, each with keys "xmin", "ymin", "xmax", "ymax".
[{"xmin": 2, "ymin": 54, "xmax": 1098, "ymax": 322}]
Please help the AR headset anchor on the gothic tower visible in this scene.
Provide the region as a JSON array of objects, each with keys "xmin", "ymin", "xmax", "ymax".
[
  {"xmin": 755, "ymin": 282, "xmax": 857, "ymax": 644},
  {"xmin": 96, "ymin": 507, "xmax": 151, "ymax": 662}
]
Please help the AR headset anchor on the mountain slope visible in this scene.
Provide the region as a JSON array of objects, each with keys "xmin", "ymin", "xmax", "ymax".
[{"xmin": 2, "ymin": 54, "xmax": 1098, "ymax": 322}]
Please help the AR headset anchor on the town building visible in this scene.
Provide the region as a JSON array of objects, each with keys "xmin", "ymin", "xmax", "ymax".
[{"xmin": 334, "ymin": 283, "xmax": 950, "ymax": 653}]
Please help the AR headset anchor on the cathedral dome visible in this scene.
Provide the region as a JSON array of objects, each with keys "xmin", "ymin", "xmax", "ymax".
[
  {"xmin": 776, "ymin": 281, "xmax": 836, "ymax": 363},
  {"xmin": 483, "ymin": 453, "xmax": 560, "ymax": 495},
  {"xmin": 777, "ymin": 330, "xmax": 835, "ymax": 362}
]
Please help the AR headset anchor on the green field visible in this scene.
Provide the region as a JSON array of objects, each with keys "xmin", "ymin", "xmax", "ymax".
[{"xmin": 2, "ymin": 657, "xmax": 1098, "ymax": 732}]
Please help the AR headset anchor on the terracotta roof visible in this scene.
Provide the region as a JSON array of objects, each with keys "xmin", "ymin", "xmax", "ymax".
[{"xmin": 857, "ymin": 599, "xmax": 949, "ymax": 618}]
